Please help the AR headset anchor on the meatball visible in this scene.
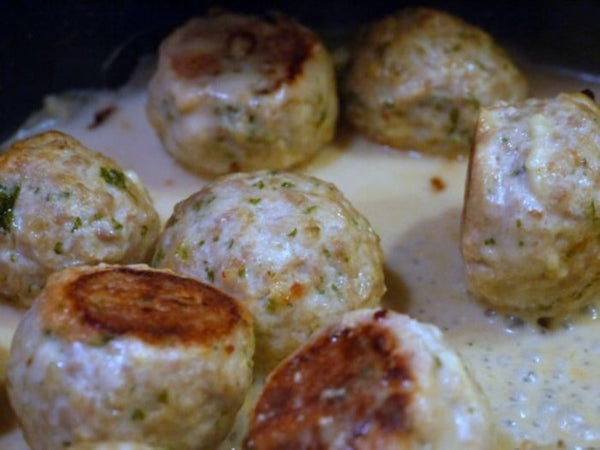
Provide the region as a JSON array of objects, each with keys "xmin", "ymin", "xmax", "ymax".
[
  {"xmin": 343, "ymin": 7, "xmax": 527, "ymax": 155},
  {"xmin": 152, "ymin": 171, "xmax": 385, "ymax": 372},
  {"xmin": 0, "ymin": 131, "xmax": 161, "ymax": 307},
  {"xmin": 244, "ymin": 308, "xmax": 495, "ymax": 449},
  {"xmin": 461, "ymin": 91, "xmax": 600, "ymax": 316},
  {"xmin": 146, "ymin": 9, "xmax": 338, "ymax": 175},
  {"xmin": 7, "ymin": 264, "xmax": 254, "ymax": 450}
]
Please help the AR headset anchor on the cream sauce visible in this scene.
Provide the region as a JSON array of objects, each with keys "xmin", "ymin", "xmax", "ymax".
[{"xmin": 1, "ymin": 59, "xmax": 600, "ymax": 449}]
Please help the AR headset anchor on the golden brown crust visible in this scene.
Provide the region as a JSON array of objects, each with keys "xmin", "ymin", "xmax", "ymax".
[
  {"xmin": 244, "ymin": 309, "xmax": 415, "ymax": 449},
  {"xmin": 166, "ymin": 11, "xmax": 317, "ymax": 94},
  {"xmin": 38, "ymin": 265, "xmax": 250, "ymax": 346}
]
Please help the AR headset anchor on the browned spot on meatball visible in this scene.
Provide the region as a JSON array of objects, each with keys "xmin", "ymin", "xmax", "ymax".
[
  {"xmin": 167, "ymin": 12, "xmax": 316, "ymax": 93},
  {"xmin": 170, "ymin": 52, "xmax": 222, "ymax": 79},
  {"xmin": 40, "ymin": 267, "xmax": 248, "ymax": 346},
  {"xmin": 244, "ymin": 322, "xmax": 415, "ymax": 449},
  {"xmin": 260, "ymin": 22, "xmax": 315, "ymax": 88}
]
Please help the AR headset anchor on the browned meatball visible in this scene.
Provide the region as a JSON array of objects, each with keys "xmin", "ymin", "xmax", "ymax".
[
  {"xmin": 0, "ymin": 131, "xmax": 161, "ymax": 307},
  {"xmin": 462, "ymin": 91, "xmax": 600, "ymax": 316},
  {"xmin": 244, "ymin": 308, "xmax": 495, "ymax": 449},
  {"xmin": 153, "ymin": 171, "xmax": 385, "ymax": 372},
  {"xmin": 8, "ymin": 264, "xmax": 254, "ymax": 450},
  {"xmin": 146, "ymin": 10, "xmax": 338, "ymax": 175},
  {"xmin": 343, "ymin": 8, "xmax": 527, "ymax": 156}
]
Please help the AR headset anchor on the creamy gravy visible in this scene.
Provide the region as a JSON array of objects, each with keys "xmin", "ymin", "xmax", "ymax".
[{"xmin": 1, "ymin": 60, "xmax": 600, "ymax": 449}]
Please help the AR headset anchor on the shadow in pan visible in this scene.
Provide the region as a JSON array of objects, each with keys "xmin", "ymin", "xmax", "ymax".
[{"xmin": 1, "ymin": 1, "xmax": 599, "ymax": 143}]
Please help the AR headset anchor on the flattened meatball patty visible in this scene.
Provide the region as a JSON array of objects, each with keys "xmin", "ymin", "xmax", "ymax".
[
  {"xmin": 343, "ymin": 7, "xmax": 527, "ymax": 155},
  {"xmin": 7, "ymin": 264, "xmax": 254, "ymax": 450},
  {"xmin": 462, "ymin": 91, "xmax": 600, "ymax": 316},
  {"xmin": 153, "ymin": 171, "xmax": 385, "ymax": 372},
  {"xmin": 146, "ymin": 9, "xmax": 338, "ymax": 175},
  {"xmin": 0, "ymin": 131, "xmax": 161, "ymax": 307},
  {"xmin": 244, "ymin": 308, "xmax": 495, "ymax": 449}
]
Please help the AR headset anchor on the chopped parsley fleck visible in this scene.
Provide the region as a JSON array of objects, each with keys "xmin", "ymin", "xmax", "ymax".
[
  {"xmin": 248, "ymin": 197, "xmax": 261, "ymax": 205},
  {"xmin": 253, "ymin": 180, "xmax": 265, "ymax": 189},
  {"xmin": 100, "ymin": 167, "xmax": 127, "ymax": 190},
  {"xmin": 54, "ymin": 242, "xmax": 64, "ymax": 254},
  {"xmin": 205, "ymin": 267, "xmax": 215, "ymax": 282},
  {"xmin": 131, "ymin": 408, "xmax": 145, "ymax": 421},
  {"xmin": 157, "ymin": 390, "xmax": 169, "ymax": 404},
  {"xmin": 71, "ymin": 217, "xmax": 82, "ymax": 232},
  {"xmin": 0, "ymin": 184, "xmax": 20, "ymax": 233},
  {"xmin": 588, "ymin": 199, "xmax": 600, "ymax": 228},
  {"xmin": 484, "ymin": 237, "xmax": 496, "ymax": 246},
  {"xmin": 266, "ymin": 297, "xmax": 278, "ymax": 313},
  {"xmin": 281, "ymin": 182, "xmax": 295, "ymax": 189},
  {"xmin": 304, "ymin": 205, "xmax": 317, "ymax": 214},
  {"xmin": 176, "ymin": 245, "xmax": 190, "ymax": 260},
  {"xmin": 111, "ymin": 218, "xmax": 123, "ymax": 231},
  {"xmin": 238, "ymin": 266, "xmax": 246, "ymax": 278},
  {"xmin": 288, "ymin": 228, "xmax": 297, "ymax": 237}
]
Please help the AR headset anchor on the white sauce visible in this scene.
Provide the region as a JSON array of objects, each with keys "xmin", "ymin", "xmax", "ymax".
[{"xmin": 1, "ymin": 59, "xmax": 600, "ymax": 449}]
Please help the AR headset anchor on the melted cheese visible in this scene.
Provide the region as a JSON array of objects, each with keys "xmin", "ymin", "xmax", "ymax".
[{"xmin": 1, "ymin": 60, "xmax": 600, "ymax": 449}]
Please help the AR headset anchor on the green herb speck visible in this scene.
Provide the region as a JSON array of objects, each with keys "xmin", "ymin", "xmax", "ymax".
[
  {"xmin": 100, "ymin": 167, "xmax": 127, "ymax": 190},
  {"xmin": 0, "ymin": 184, "xmax": 20, "ymax": 233},
  {"xmin": 131, "ymin": 408, "xmax": 145, "ymax": 421},
  {"xmin": 157, "ymin": 390, "xmax": 169, "ymax": 404},
  {"xmin": 71, "ymin": 217, "xmax": 82, "ymax": 232},
  {"xmin": 54, "ymin": 242, "xmax": 64, "ymax": 254},
  {"xmin": 205, "ymin": 267, "xmax": 215, "ymax": 282},
  {"xmin": 111, "ymin": 218, "xmax": 123, "ymax": 231}
]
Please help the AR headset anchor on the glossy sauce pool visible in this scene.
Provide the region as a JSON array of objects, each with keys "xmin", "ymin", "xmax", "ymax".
[{"xmin": 1, "ymin": 59, "xmax": 600, "ymax": 449}]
